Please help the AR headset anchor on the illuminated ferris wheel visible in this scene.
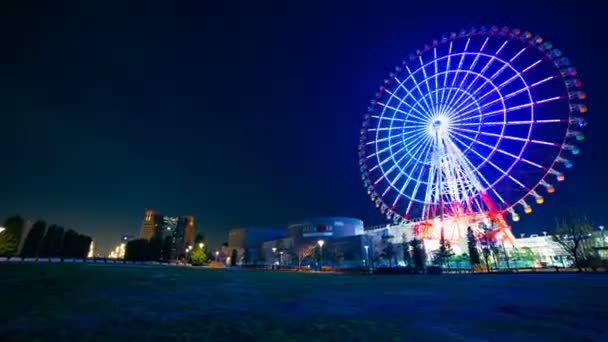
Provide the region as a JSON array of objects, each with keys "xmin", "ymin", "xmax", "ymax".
[{"xmin": 359, "ymin": 26, "xmax": 587, "ymax": 241}]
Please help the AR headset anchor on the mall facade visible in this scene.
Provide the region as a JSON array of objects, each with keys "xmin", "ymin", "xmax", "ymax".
[{"xmin": 224, "ymin": 216, "xmax": 608, "ymax": 268}]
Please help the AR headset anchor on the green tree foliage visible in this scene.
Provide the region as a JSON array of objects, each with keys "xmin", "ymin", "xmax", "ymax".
[
  {"xmin": 552, "ymin": 218, "xmax": 594, "ymax": 272},
  {"xmin": 466, "ymin": 227, "xmax": 481, "ymax": 268},
  {"xmin": 434, "ymin": 231, "xmax": 455, "ymax": 268},
  {"xmin": 0, "ymin": 216, "xmax": 24, "ymax": 256},
  {"xmin": 39, "ymin": 225, "xmax": 65, "ymax": 257},
  {"xmin": 402, "ymin": 234, "xmax": 411, "ymax": 267},
  {"xmin": 21, "ymin": 220, "xmax": 47, "ymax": 257},
  {"xmin": 162, "ymin": 236, "xmax": 173, "ymax": 261},
  {"xmin": 191, "ymin": 248, "xmax": 208, "ymax": 265},
  {"xmin": 230, "ymin": 249, "xmax": 237, "ymax": 266},
  {"xmin": 410, "ymin": 238, "xmax": 426, "ymax": 272}
]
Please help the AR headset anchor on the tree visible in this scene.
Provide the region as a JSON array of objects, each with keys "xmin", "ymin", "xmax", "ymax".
[
  {"xmin": 402, "ymin": 234, "xmax": 412, "ymax": 267},
  {"xmin": 242, "ymin": 248, "xmax": 250, "ymax": 265},
  {"xmin": 230, "ymin": 249, "xmax": 237, "ymax": 266},
  {"xmin": 297, "ymin": 244, "xmax": 314, "ymax": 268},
  {"xmin": 162, "ymin": 236, "xmax": 173, "ymax": 261},
  {"xmin": 466, "ymin": 227, "xmax": 481, "ymax": 270},
  {"xmin": 0, "ymin": 216, "xmax": 25, "ymax": 256},
  {"xmin": 552, "ymin": 218, "xmax": 594, "ymax": 272},
  {"xmin": 78, "ymin": 234, "xmax": 92, "ymax": 258},
  {"xmin": 61, "ymin": 229, "xmax": 79, "ymax": 257},
  {"xmin": 191, "ymin": 248, "xmax": 208, "ymax": 265},
  {"xmin": 255, "ymin": 244, "xmax": 265, "ymax": 265},
  {"xmin": 383, "ymin": 241, "xmax": 395, "ymax": 267},
  {"xmin": 39, "ymin": 225, "xmax": 64, "ymax": 257},
  {"xmin": 125, "ymin": 239, "xmax": 149, "ymax": 261},
  {"xmin": 194, "ymin": 233, "xmax": 204, "ymax": 245},
  {"xmin": 21, "ymin": 220, "xmax": 46, "ymax": 257},
  {"xmin": 148, "ymin": 237, "xmax": 163, "ymax": 261},
  {"xmin": 410, "ymin": 238, "xmax": 426, "ymax": 272},
  {"xmin": 434, "ymin": 230, "xmax": 455, "ymax": 269},
  {"xmin": 331, "ymin": 246, "xmax": 343, "ymax": 267}
]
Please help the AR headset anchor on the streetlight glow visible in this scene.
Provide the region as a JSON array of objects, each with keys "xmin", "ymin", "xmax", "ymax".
[
  {"xmin": 317, "ymin": 240, "xmax": 324, "ymax": 248},
  {"xmin": 0, "ymin": 227, "xmax": 5, "ymax": 233},
  {"xmin": 272, "ymin": 247, "xmax": 277, "ymax": 253},
  {"xmin": 199, "ymin": 243, "xmax": 204, "ymax": 249}
]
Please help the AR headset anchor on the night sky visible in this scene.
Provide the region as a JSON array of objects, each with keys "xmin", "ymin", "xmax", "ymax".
[{"xmin": 1, "ymin": 1, "xmax": 606, "ymax": 255}]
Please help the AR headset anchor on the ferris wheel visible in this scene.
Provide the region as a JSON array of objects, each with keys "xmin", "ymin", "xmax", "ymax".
[{"xmin": 358, "ymin": 26, "xmax": 587, "ymax": 241}]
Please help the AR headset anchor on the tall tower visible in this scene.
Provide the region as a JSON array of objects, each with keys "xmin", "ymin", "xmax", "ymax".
[
  {"xmin": 139, "ymin": 209, "xmax": 161, "ymax": 240},
  {"xmin": 172, "ymin": 215, "xmax": 195, "ymax": 259}
]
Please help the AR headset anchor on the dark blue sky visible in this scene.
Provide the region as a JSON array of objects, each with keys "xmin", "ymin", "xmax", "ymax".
[{"xmin": 1, "ymin": 1, "xmax": 605, "ymax": 254}]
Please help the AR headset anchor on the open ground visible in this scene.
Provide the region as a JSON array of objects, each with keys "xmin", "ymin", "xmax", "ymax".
[{"xmin": 1, "ymin": 263, "xmax": 607, "ymax": 341}]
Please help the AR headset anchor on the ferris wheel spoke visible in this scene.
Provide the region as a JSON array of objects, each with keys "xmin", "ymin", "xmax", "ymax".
[
  {"xmin": 391, "ymin": 134, "xmax": 433, "ymax": 206},
  {"xmin": 444, "ymin": 37, "xmax": 489, "ymax": 109},
  {"xmin": 365, "ymin": 127, "xmax": 415, "ymax": 147},
  {"xmin": 449, "ymin": 40, "xmax": 508, "ymax": 112},
  {"xmin": 453, "ymin": 57, "xmax": 549, "ymax": 118},
  {"xmin": 438, "ymin": 41, "xmax": 453, "ymax": 114},
  {"xmin": 382, "ymin": 134, "xmax": 432, "ymax": 189},
  {"xmin": 509, "ymin": 46, "xmax": 528, "ymax": 63},
  {"xmin": 382, "ymin": 88, "xmax": 429, "ymax": 121},
  {"xmin": 452, "ymin": 94, "xmax": 565, "ymax": 124},
  {"xmin": 376, "ymin": 99, "xmax": 428, "ymax": 124},
  {"xmin": 444, "ymin": 42, "xmax": 470, "ymax": 111},
  {"xmin": 451, "ymin": 118, "xmax": 566, "ymax": 127},
  {"xmin": 403, "ymin": 67, "xmax": 434, "ymax": 116},
  {"xmin": 450, "ymin": 135, "xmax": 507, "ymax": 204},
  {"xmin": 451, "ymin": 126, "xmax": 561, "ymax": 147},
  {"xmin": 449, "ymin": 128, "xmax": 544, "ymax": 169},
  {"xmin": 370, "ymin": 115, "xmax": 427, "ymax": 126},
  {"xmin": 419, "ymin": 55, "xmax": 437, "ymax": 111},
  {"xmin": 451, "ymin": 143, "xmax": 526, "ymax": 204},
  {"xmin": 402, "ymin": 137, "xmax": 434, "ymax": 216},
  {"xmin": 369, "ymin": 130, "xmax": 428, "ymax": 171}
]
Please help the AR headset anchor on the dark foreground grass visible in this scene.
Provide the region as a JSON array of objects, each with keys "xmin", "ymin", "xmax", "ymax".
[{"xmin": 1, "ymin": 264, "xmax": 607, "ymax": 341}]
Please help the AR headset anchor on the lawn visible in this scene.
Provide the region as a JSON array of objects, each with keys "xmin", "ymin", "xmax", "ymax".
[{"xmin": 1, "ymin": 263, "xmax": 607, "ymax": 341}]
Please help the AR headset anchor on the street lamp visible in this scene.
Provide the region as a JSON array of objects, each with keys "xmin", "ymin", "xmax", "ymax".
[
  {"xmin": 364, "ymin": 245, "xmax": 369, "ymax": 268},
  {"xmin": 317, "ymin": 240, "xmax": 325, "ymax": 270},
  {"xmin": 279, "ymin": 251, "xmax": 284, "ymax": 267},
  {"xmin": 272, "ymin": 247, "xmax": 277, "ymax": 269},
  {"xmin": 215, "ymin": 251, "xmax": 219, "ymax": 262},
  {"xmin": 0, "ymin": 227, "xmax": 5, "ymax": 233},
  {"xmin": 199, "ymin": 242, "xmax": 204, "ymax": 249}
]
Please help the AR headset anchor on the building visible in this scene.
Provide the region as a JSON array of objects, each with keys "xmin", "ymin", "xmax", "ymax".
[
  {"xmin": 172, "ymin": 215, "xmax": 195, "ymax": 259},
  {"xmin": 253, "ymin": 217, "xmax": 372, "ymax": 267},
  {"xmin": 227, "ymin": 227, "xmax": 287, "ymax": 263},
  {"xmin": 138, "ymin": 209, "xmax": 196, "ymax": 260},
  {"xmin": 139, "ymin": 209, "xmax": 162, "ymax": 240}
]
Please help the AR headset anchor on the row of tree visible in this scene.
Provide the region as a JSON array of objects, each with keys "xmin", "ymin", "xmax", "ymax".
[
  {"xmin": 124, "ymin": 233, "xmax": 208, "ymax": 263},
  {"xmin": 0, "ymin": 215, "xmax": 92, "ymax": 258}
]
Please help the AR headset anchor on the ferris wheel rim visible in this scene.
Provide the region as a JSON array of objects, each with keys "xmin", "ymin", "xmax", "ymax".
[{"xmin": 359, "ymin": 26, "xmax": 587, "ymax": 223}]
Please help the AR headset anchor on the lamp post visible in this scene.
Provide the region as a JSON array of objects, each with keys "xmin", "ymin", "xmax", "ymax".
[
  {"xmin": 272, "ymin": 247, "xmax": 277, "ymax": 269},
  {"xmin": 0, "ymin": 227, "xmax": 5, "ymax": 234},
  {"xmin": 364, "ymin": 245, "xmax": 370, "ymax": 271},
  {"xmin": 317, "ymin": 240, "xmax": 325, "ymax": 270},
  {"xmin": 199, "ymin": 242, "xmax": 204, "ymax": 250},
  {"xmin": 600, "ymin": 226, "xmax": 606, "ymax": 247},
  {"xmin": 279, "ymin": 251, "xmax": 284, "ymax": 267},
  {"xmin": 215, "ymin": 251, "xmax": 219, "ymax": 262}
]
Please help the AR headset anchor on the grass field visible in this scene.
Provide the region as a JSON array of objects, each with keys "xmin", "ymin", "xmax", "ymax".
[{"xmin": 1, "ymin": 263, "xmax": 607, "ymax": 341}]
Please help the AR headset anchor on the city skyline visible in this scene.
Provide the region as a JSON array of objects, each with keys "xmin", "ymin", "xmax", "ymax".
[{"xmin": 1, "ymin": 2, "xmax": 606, "ymax": 256}]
